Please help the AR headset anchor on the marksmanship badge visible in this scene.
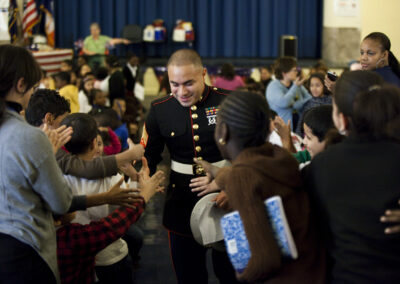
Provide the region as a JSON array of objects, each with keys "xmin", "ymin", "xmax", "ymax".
[{"xmin": 205, "ymin": 107, "xmax": 219, "ymax": 125}]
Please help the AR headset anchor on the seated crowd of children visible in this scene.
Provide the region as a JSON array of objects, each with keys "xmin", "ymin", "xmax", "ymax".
[{"xmin": 1, "ymin": 31, "xmax": 400, "ymax": 284}]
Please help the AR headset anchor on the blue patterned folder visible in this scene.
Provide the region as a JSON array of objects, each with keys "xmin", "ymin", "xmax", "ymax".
[{"xmin": 220, "ymin": 196, "xmax": 298, "ymax": 273}]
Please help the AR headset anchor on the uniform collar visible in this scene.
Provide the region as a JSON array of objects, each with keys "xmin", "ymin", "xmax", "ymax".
[{"xmin": 195, "ymin": 84, "xmax": 211, "ymax": 105}]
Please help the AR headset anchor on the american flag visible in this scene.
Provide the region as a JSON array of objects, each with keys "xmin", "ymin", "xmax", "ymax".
[
  {"xmin": 40, "ymin": 0, "xmax": 55, "ymax": 46},
  {"xmin": 22, "ymin": 0, "xmax": 39, "ymax": 38},
  {"xmin": 8, "ymin": 0, "xmax": 19, "ymax": 43}
]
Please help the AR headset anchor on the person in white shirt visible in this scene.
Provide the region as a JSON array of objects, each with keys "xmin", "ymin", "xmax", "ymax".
[{"xmin": 61, "ymin": 112, "xmax": 143, "ymax": 283}]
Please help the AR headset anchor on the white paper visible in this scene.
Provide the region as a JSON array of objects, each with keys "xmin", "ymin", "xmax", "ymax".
[{"xmin": 134, "ymin": 82, "xmax": 145, "ymax": 101}]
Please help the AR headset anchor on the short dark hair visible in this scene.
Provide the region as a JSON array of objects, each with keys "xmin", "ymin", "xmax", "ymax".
[
  {"xmin": 167, "ymin": 49, "xmax": 203, "ymax": 68},
  {"xmin": 218, "ymin": 91, "xmax": 270, "ymax": 148},
  {"xmin": 260, "ymin": 66, "xmax": 272, "ymax": 73},
  {"xmin": 106, "ymin": 55, "xmax": 120, "ymax": 68},
  {"xmin": 0, "ymin": 45, "xmax": 42, "ymax": 125},
  {"xmin": 25, "ymin": 89, "xmax": 71, "ymax": 126},
  {"xmin": 303, "ymin": 105, "xmax": 334, "ymax": 142},
  {"xmin": 61, "ymin": 113, "xmax": 98, "ymax": 155},
  {"xmin": 89, "ymin": 88, "xmax": 103, "ymax": 105},
  {"xmin": 91, "ymin": 108, "xmax": 122, "ymax": 129},
  {"xmin": 273, "ymin": 57, "xmax": 297, "ymax": 80},
  {"xmin": 220, "ymin": 63, "xmax": 235, "ymax": 80},
  {"xmin": 96, "ymin": 67, "xmax": 109, "ymax": 80},
  {"xmin": 54, "ymin": 71, "xmax": 71, "ymax": 84},
  {"xmin": 126, "ymin": 52, "xmax": 137, "ymax": 60}
]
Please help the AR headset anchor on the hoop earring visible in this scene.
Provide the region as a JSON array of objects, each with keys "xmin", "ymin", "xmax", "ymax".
[{"xmin": 218, "ymin": 138, "xmax": 226, "ymax": 145}]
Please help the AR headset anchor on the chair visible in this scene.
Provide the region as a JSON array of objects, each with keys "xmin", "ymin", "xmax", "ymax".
[
  {"xmin": 122, "ymin": 25, "xmax": 143, "ymax": 43},
  {"xmin": 121, "ymin": 24, "xmax": 145, "ymax": 57}
]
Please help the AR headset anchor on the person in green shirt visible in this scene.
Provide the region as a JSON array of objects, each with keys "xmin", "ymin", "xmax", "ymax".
[{"xmin": 82, "ymin": 23, "xmax": 131, "ymax": 67}]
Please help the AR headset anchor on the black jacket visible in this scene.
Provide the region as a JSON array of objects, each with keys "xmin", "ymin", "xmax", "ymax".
[
  {"xmin": 302, "ymin": 136, "xmax": 400, "ymax": 284},
  {"xmin": 143, "ymin": 85, "xmax": 229, "ymax": 234}
]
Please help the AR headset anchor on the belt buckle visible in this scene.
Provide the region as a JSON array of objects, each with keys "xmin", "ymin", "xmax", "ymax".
[{"xmin": 193, "ymin": 164, "xmax": 205, "ymax": 176}]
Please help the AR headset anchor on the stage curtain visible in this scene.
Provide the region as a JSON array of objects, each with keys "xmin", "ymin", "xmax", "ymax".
[{"xmin": 55, "ymin": 0, "xmax": 322, "ymax": 58}]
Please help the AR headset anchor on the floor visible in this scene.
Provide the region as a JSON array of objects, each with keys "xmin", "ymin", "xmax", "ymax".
[
  {"xmin": 132, "ymin": 158, "xmax": 219, "ymax": 284},
  {"xmin": 133, "ymin": 194, "xmax": 219, "ymax": 284}
]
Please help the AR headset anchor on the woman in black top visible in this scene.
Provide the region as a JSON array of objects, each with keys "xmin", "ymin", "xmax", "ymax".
[{"xmin": 303, "ymin": 70, "xmax": 400, "ymax": 283}]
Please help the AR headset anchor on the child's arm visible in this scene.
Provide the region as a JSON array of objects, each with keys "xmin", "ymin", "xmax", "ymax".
[
  {"xmin": 58, "ymin": 201, "xmax": 146, "ymax": 257},
  {"xmin": 58, "ymin": 170, "xmax": 164, "ymax": 256},
  {"xmin": 56, "ymin": 140, "xmax": 144, "ymax": 180},
  {"xmin": 67, "ymin": 178, "xmax": 141, "ymax": 212},
  {"xmin": 273, "ymin": 116, "xmax": 297, "ymax": 153},
  {"xmin": 103, "ymin": 127, "xmax": 122, "ymax": 155}
]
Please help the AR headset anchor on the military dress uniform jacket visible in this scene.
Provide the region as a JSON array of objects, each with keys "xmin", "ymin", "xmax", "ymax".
[{"xmin": 143, "ymin": 85, "xmax": 229, "ymax": 235}]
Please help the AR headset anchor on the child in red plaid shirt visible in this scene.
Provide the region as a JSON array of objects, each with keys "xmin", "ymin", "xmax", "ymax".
[{"xmin": 56, "ymin": 171, "xmax": 164, "ymax": 284}]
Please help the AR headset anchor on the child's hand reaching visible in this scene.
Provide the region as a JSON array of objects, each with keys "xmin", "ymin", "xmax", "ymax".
[
  {"xmin": 41, "ymin": 124, "xmax": 73, "ymax": 154},
  {"xmin": 119, "ymin": 161, "xmax": 138, "ymax": 181},
  {"xmin": 127, "ymin": 138, "xmax": 144, "ymax": 160},
  {"xmin": 140, "ymin": 171, "xmax": 165, "ymax": 203},
  {"xmin": 273, "ymin": 117, "xmax": 296, "ymax": 153},
  {"xmin": 138, "ymin": 157, "xmax": 151, "ymax": 188}
]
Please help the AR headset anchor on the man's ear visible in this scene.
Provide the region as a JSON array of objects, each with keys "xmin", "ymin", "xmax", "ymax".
[
  {"xmin": 202, "ymin": 67, "xmax": 207, "ymax": 80},
  {"xmin": 16, "ymin": 77, "xmax": 27, "ymax": 94},
  {"xmin": 43, "ymin": 113, "xmax": 53, "ymax": 126}
]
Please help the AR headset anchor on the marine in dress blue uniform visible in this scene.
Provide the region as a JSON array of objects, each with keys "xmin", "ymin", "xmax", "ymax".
[{"xmin": 141, "ymin": 49, "xmax": 239, "ymax": 284}]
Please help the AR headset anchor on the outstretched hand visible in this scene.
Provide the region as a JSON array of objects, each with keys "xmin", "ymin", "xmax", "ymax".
[
  {"xmin": 273, "ymin": 117, "xmax": 296, "ymax": 153},
  {"xmin": 274, "ymin": 116, "xmax": 291, "ymax": 140},
  {"xmin": 127, "ymin": 138, "xmax": 145, "ymax": 160},
  {"xmin": 41, "ymin": 124, "xmax": 73, "ymax": 154},
  {"xmin": 138, "ymin": 157, "xmax": 151, "ymax": 188},
  {"xmin": 140, "ymin": 170, "xmax": 165, "ymax": 202},
  {"xmin": 105, "ymin": 177, "xmax": 142, "ymax": 208}
]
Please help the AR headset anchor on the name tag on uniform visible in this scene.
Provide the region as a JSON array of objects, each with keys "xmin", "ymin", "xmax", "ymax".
[{"xmin": 205, "ymin": 106, "xmax": 219, "ymax": 125}]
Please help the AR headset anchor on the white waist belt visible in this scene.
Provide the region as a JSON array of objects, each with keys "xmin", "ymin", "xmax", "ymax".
[{"xmin": 171, "ymin": 159, "xmax": 229, "ymax": 175}]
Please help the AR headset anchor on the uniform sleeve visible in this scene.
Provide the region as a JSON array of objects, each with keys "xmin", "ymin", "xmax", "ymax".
[
  {"xmin": 222, "ymin": 166, "xmax": 282, "ymax": 282},
  {"xmin": 143, "ymin": 104, "xmax": 166, "ymax": 174},
  {"xmin": 56, "ymin": 149, "xmax": 118, "ymax": 179}
]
